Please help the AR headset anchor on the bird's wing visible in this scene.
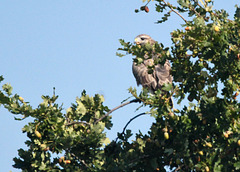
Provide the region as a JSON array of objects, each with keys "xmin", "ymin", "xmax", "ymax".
[
  {"xmin": 132, "ymin": 62, "xmax": 157, "ymax": 91},
  {"xmin": 154, "ymin": 60, "xmax": 173, "ymax": 88}
]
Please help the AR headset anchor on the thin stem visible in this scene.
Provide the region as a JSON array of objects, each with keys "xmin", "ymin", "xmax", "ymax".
[
  {"xmin": 174, "ymin": 165, "xmax": 181, "ymax": 172},
  {"xmin": 189, "ymin": 5, "xmax": 201, "ymax": 18},
  {"xmin": 53, "ymin": 87, "xmax": 55, "ymax": 96},
  {"xmin": 161, "ymin": 0, "xmax": 188, "ymax": 23},
  {"xmin": 71, "ymin": 153, "xmax": 89, "ymax": 169},
  {"xmin": 122, "ymin": 112, "xmax": 148, "ymax": 135},
  {"xmin": 66, "ymin": 121, "xmax": 90, "ymax": 126},
  {"xmin": 199, "ymin": 0, "xmax": 205, "ymax": 7},
  {"xmin": 95, "ymin": 99, "xmax": 141, "ymax": 124},
  {"xmin": 145, "ymin": 0, "xmax": 151, "ymax": 6},
  {"xmin": 115, "ymin": 112, "xmax": 149, "ymax": 142}
]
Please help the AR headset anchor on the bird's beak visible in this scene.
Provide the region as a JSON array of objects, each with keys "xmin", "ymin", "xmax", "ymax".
[{"xmin": 134, "ymin": 38, "xmax": 140, "ymax": 45}]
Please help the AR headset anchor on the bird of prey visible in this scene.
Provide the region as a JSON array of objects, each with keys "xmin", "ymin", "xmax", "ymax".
[{"xmin": 132, "ymin": 34, "xmax": 173, "ymax": 94}]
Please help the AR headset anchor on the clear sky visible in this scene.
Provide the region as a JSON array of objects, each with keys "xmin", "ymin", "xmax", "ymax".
[{"xmin": 0, "ymin": 1, "xmax": 238, "ymax": 171}]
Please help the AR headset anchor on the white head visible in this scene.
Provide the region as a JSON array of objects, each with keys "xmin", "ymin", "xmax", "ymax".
[{"xmin": 134, "ymin": 34, "xmax": 155, "ymax": 46}]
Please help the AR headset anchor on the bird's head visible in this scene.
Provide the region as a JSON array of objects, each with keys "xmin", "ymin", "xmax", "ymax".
[{"xmin": 134, "ymin": 34, "xmax": 155, "ymax": 46}]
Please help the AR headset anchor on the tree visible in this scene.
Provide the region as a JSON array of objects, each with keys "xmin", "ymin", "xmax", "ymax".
[{"xmin": 1, "ymin": 0, "xmax": 240, "ymax": 171}]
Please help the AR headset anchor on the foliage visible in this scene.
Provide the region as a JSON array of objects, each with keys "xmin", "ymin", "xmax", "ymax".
[
  {"xmin": 0, "ymin": 78, "xmax": 111, "ymax": 171},
  {"xmin": 115, "ymin": 0, "xmax": 240, "ymax": 171},
  {"xmin": 1, "ymin": 0, "xmax": 240, "ymax": 171}
]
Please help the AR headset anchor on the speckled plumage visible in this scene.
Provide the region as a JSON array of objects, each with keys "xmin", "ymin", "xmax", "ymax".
[{"xmin": 132, "ymin": 34, "xmax": 173, "ymax": 93}]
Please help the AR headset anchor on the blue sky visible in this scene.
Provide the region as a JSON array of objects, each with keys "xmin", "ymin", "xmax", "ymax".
[{"xmin": 0, "ymin": 1, "xmax": 238, "ymax": 171}]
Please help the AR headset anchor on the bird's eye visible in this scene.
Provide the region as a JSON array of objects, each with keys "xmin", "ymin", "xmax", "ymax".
[{"xmin": 140, "ymin": 37, "xmax": 145, "ymax": 40}]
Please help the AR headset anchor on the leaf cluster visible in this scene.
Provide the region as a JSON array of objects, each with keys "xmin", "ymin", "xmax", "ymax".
[
  {"xmin": 2, "ymin": 1, "xmax": 240, "ymax": 171},
  {"xmin": 0, "ymin": 78, "xmax": 111, "ymax": 171},
  {"xmin": 115, "ymin": 1, "xmax": 240, "ymax": 171}
]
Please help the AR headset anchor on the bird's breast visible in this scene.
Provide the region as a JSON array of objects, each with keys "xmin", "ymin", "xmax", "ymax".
[{"xmin": 144, "ymin": 59, "xmax": 154, "ymax": 66}]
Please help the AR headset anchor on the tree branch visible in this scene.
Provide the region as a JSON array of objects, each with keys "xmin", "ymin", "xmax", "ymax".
[
  {"xmin": 146, "ymin": 0, "xmax": 151, "ymax": 6},
  {"xmin": 71, "ymin": 153, "xmax": 89, "ymax": 169},
  {"xmin": 189, "ymin": 5, "xmax": 201, "ymax": 18},
  {"xmin": 66, "ymin": 121, "xmax": 90, "ymax": 126},
  {"xmin": 95, "ymin": 98, "xmax": 141, "ymax": 124},
  {"xmin": 161, "ymin": 0, "xmax": 188, "ymax": 23},
  {"xmin": 122, "ymin": 112, "xmax": 148, "ymax": 135},
  {"xmin": 115, "ymin": 112, "xmax": 149, "ymax": 142}
]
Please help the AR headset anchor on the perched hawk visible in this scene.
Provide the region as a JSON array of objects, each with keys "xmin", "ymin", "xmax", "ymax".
[{"xmin": 132, "ymin": 34, "xmax": 173, "ymax": 93}]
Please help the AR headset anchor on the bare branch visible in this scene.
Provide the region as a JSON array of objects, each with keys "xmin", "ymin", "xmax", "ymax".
[
  {"xmin": 115, "ymin": 112, "xmax": 149, "ymax": 142},
  {"xmin": 161, "ymin": 0, "xmax": 188, "ymax": 23},
  {"xmin": 189, "ymin": 5, "xmax": 201, "ymax": 18},
  {"xmin": 71, "ymin": 153, "xmax": 89, "ymax": 169},
  {"xmin": 95, "ymin": 99, "xmax": 141, "ymax": 124},
  {"xmin": 66, "ymin": 121, "xmax": 90, "ymax": 126},
  {"xmin": 174, "ymin": 165, "xmax": 181, "ymax": 172},
  {"xmin": 122, "ymin": 112, "xmax": 148, "ymax": 135},
  {"xmin": 144, "ymin": 0, "xmax": 151, "ymax": 7}
]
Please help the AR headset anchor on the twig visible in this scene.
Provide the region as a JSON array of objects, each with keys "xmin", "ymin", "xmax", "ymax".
[
  {"xmin": 95, "ymin": 99, "xmax": 141, "ymax": 124},
  {"xmin": 71, "ymin": 153, "xmax": 89, "ymax": 168},
  {"xmin": 189, "ymin": 5, "xmax": 201, "ymax": 18},
  {"xmin": 122, "ymin": 112, "xmax": 148, "ymax": 135},
  {"xmin": 126, "ymin": 154, "xmax": 150, "ymax": 168},
  {"xmin": 115, "ymin": 112, "xmax": 149, "ymax": 142},
  {"xmin": 174, "ymin": 166, "xmax": 181, "ymax": 172},
  {"xmin": 199, "ymin": 0, "xmax": 205, "ymax": 8},
  {"xmin": 167, "ymin": 87, "xmax": 177, "ymax": 109},
  {"xmin": 79, "ymin": 159, "xmax": 89, "ymax": 168},
  {"xmin": 66, "ymin": 121, "xmax": 90, "ymax": 126},
  {"xmin": 53, "ymin": 87, "xmax": 55, "ymax": 96},
  {"xmin": 161, "ymin": 0, "xmax": 188, "ymax": 23},
  {"xmin": 145, "ymin": 0, "xmax": 151, "ymax": 6}
]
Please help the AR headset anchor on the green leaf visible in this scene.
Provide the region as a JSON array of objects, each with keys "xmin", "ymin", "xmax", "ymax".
[
  {"xmin": 234, "ymin": 161, "xmax": 240, "ymax": 170},
  {"xmin": 214, "ymin": 160, "xmax": 223, "ymax": 172},
  {"xmin": 2, "ymin": 83, "xmax": 13, "ymax": 95},
  {"xmin": 200, "ymin": 71, "xmax": 208, "ymax": 78},
  {"xmin": 234, "ymin": 6, "xmax": 240, "ymax": 19},
  {"xmin": 14, "ymin": 117, "xmax": 23, "ymax": 121},
  {"xmin": 162, "ymin": 83, "xmax": 173, "ymax": 91},
  {"xmin": 150, "ymin": 158, "xmax": 158, "ymax": 169},
  {"xmin": 145, "ymin": 43, "xmax": 152, "ymax": 50},
  {"xmin": 103, "ymin": 137, "xmax": 111, "ymax": 146},
  {"xmin": 76, "ymin": 99, "xmax": 87, "ymax": 115},
  {"xmin": 0, "ymin": 92, "xmax": 10, "ymax": 104},
  {"xmin": 0, "ymin": 75, "xmax": 4, "ymax": 82},
  {"xmin": 164, "ymin": 148, "xmax": 174, "ymax": 156},
  {"xmin": 134, "ymin": 57, "xmax": 143, "ymax": 64},
  {"xmin": 39, "ymin": 162, "xmax": 46, "ymax": 170},
  {"xmin": 116, "ymin": 52, "xmax": 125, "ymax": 57}
]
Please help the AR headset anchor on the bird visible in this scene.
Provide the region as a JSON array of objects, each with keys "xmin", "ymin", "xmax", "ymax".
[{"xmin": 132, "ymin": 34, "xmax": 173, "ymax": 96}]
